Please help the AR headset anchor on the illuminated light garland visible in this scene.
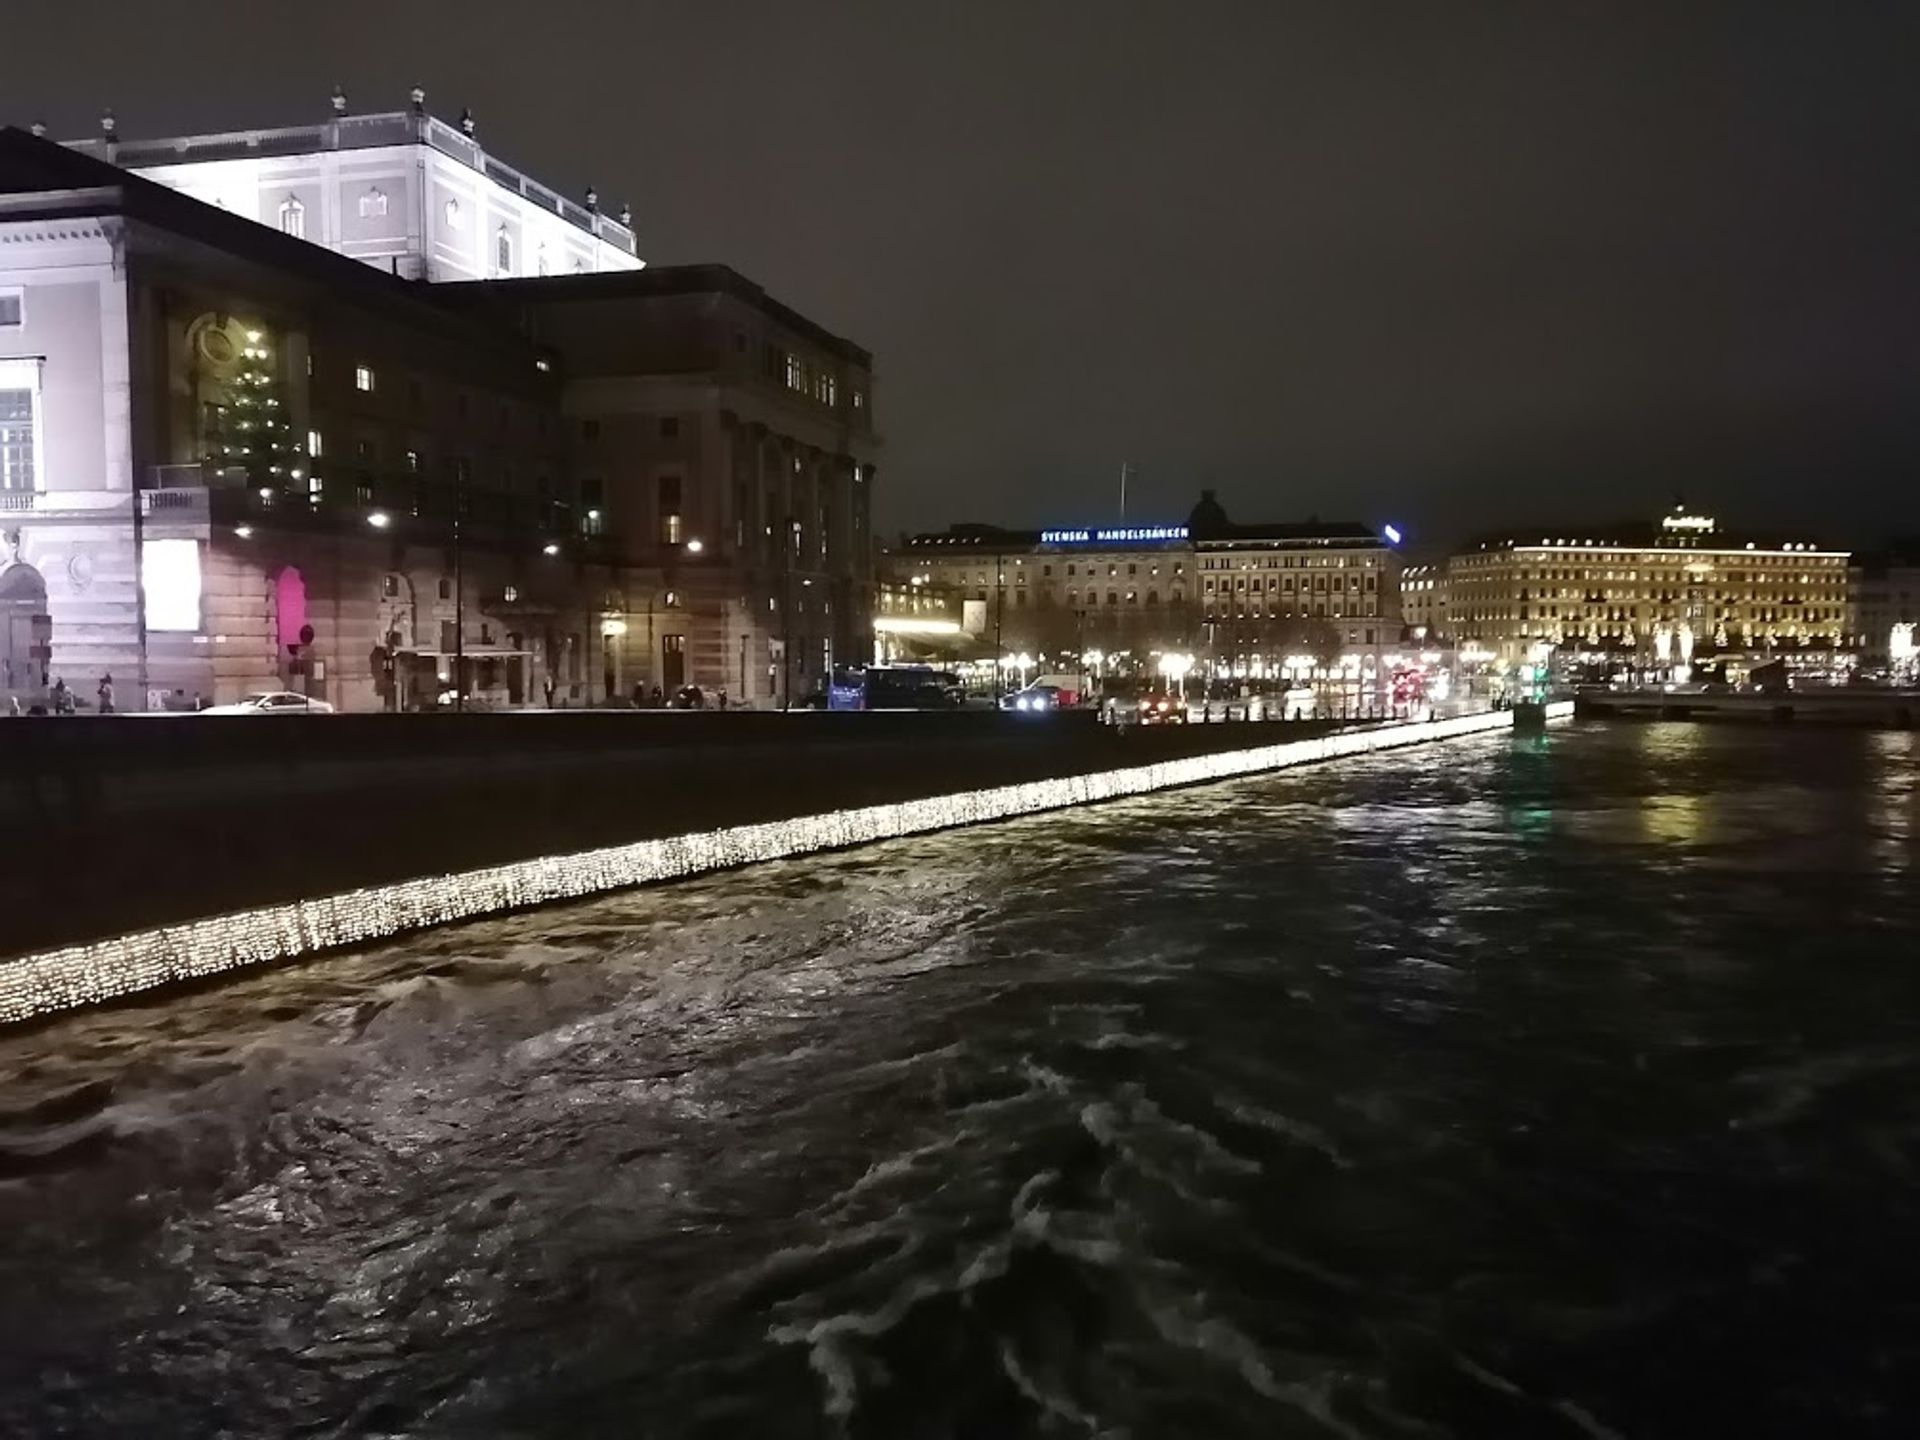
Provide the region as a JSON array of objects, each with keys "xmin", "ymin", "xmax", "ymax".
[{"xmin": 0, "ymin": 706, "xmax": 1572, "ymax": 1025}]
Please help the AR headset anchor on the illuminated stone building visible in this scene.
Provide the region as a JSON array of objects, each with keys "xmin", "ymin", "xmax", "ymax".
[
  {"xmin": 895, "ymin": 492, "xmax": 1402, "ymax": 691},
  {"xmin": 1849, "ymin": 546, "xmax": 1920, "ymax": 676},
  {"xmin": 444, "ymin": 269, "xmax": 878, "ymax": 706},
  {"xmin": 0, "ymin": 126, "xmax": 620, "ymax": 713},
  {"xmin": 2, "ymin": 117, "xmax": 873, "ymax": 712},
  {"xmin": 57, "ymin": 90, "xmax": 641, "ymax": 282},
  {"xmin": 1399, "ymin": 562, "xmax": 1450, "ymax": 640},
  {"xmin": 1448, "ymin": 508, "xmax": 1852, "ymax": 674}
]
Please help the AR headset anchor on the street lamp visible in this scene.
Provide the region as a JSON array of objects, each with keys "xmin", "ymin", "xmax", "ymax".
[
  {"xmin": 1158, "ymin": 650, "xmax": 1193, "ymax": 698},
  {"xmin": 685, "ymin": 538, "xmax": 704, "ymax": 555},
  {"xmin": 366, "ymin": 510, "xmax": 391, "ymax": 529}
]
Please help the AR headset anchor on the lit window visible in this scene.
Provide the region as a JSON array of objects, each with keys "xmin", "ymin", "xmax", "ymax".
[
  {"xmin": 141, "ymin": 539, "xmax": 201, "ymax": 632},
  {"xmin": 358, "ymin": 188, "xmax": 388, "ymax": 219},
  {"xmin": 278, "ymin": 196, "xmax": 305, "ymax": 239},
  {"xmin": 307, "ymin": 429, "xmax": 323, "ymax": 457},
  {"xmin": 0, "ymin": 358, "xmax": 41, "ymax": 492},
  {"xmin": 355, "ymin": 366, "xmax": 375, "ymax": 393}
]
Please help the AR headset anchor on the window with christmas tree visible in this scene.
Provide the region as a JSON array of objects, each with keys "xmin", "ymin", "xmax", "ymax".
[{"xmin": 203, "ymin": 324, "xmax": 303, "ymax": 495}]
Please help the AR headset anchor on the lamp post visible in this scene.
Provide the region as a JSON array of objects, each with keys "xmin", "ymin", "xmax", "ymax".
[
  {"xmin": 452, "ymin": 480, "xmax": 464, "ymax": 713},
  {"xmin": 993, "ymin": 549, "xmax": 1006, "ymax": 694},
  {"xmin": 782, "ymin": 514, "xmax": 797, "ymax": 710}
]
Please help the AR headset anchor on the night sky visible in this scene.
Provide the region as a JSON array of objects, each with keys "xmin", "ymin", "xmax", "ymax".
[{"xmin": 10, "ymin": 2, "xmax": 1918, "ymax": 547}]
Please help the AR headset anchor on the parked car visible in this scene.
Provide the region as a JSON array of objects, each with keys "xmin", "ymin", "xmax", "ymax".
[
  {"xmin": 201, "ymin": 691, "xmax": 335, "ymax": 715},
  {"xmin": 1134, "ymin": 692, "xmax": 1186, "ymax": 725},
  {"xmin": 1000, "ymin": 684, "xmax": 1063, "ymax": 713}
]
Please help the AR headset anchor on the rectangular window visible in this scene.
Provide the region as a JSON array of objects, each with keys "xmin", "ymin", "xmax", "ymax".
[
  {"xmin": 307, "ymin": 429, "xmax": 323, "ymax": 458},
  {"xmin": 142, "ymin": 539, "xmax": 202, "ymax": 633},
  {"xmin": 354, "ymin": 365, "xmax": 375, "ymax": 393},
  {"xmin": 660, "ymin": 416, "xmax": 679, "ymax": 439},
  {"xmin": 658, "ymin": 474, "xmax": 683, "ymax": 545},
  {"xmin": 0, "ymin": 359, "xmax": 40, "ymax": 492},
  {"xmin": 0, "ymin": 290, "xmax": 21, "ymax": 327}
]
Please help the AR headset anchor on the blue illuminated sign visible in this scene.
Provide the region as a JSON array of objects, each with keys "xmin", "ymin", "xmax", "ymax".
[
  {"xmin": 1039, "ymin": 525, "xmax": 1189, "ymax": 545},
  {"xmin": 1383, "ymin": 524, "xmax": 1403, "ymax": 545}
]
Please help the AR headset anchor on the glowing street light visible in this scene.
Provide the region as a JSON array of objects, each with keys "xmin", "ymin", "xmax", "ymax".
[
  {"xmin": 685, "ymin": 538, "xmax": 705, "ymax": 555},
  {"xmin": 542, "ymin": 542, "xmax": 561, "ymax": 557},
  {"xmin": 366, "ymin": 510, "xmax": 391, "ymax": 529},
  {"xmin": 1158, "ymin": 650, "xmax": 1194, "ymax": 697}
]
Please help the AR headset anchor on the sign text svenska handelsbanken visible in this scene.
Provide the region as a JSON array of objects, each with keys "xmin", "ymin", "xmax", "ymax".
[{"xmin": 1038, "ymin": 526, "xmax": 1190, "ymax": 545}]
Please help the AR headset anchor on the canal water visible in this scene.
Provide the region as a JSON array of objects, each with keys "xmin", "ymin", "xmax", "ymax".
[{"xmin": 1, "ymin": 723, "xmax": 1917, "ymax": 1438}]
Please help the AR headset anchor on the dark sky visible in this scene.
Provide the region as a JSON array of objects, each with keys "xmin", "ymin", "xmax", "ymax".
[{"xmin": 11, "ymin": 2, "xmax": 1919, "ymax": 547}]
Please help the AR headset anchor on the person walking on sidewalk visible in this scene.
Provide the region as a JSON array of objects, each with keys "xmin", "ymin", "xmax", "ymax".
[{"xmin": 96, "ymin": 673, "xmax": 115, "ymax": 714}]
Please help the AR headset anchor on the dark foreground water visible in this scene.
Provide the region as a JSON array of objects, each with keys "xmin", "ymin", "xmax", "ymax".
[{"xmin": 2, "ymin": 722, "xmax": 1918, "ymax": 1438}]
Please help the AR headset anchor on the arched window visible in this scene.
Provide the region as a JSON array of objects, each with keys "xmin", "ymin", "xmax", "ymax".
[
  {"xmin": 277, "ymin": 196, "xmax": 305, "ymax": 239},
  {"xmin": 358, "ymin": 188, "xmax": 388, "ymax": 219},
  {"xmin": 496, "ymin": 228, "xmax": 513, "ymax": 275}
]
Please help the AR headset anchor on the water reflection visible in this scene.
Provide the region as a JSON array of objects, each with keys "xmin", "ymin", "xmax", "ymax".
[{"xmin": 2, "ymin": 723, "xmax": 1917, "ymax": 1438}]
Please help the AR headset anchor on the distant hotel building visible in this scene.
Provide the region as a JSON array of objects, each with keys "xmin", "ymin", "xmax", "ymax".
[
  {"xmin": 893, "ymin": 491, "xmax": 1402, "ymax": 685},
  {"xmin": 1399, "ymin": 562, "xmax": 1449, "ymax": 641},
  {"xmin": 1445, "ymin": 508, "xmax": 1851, "ymax": 673},
  {"xmin": 1850, "ymin": 545, "xmax": 1920, "ymax": 676}
]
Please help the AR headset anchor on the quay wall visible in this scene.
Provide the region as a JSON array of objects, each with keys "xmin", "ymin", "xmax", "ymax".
[{"xmin": 0, "ymin": 704, "xmax": 1571, "ymax": 1023}]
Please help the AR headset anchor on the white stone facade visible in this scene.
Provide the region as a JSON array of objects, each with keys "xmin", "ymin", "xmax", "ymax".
[{"xmin": 66, "ymin": 111, "xmax": 641, "ymax": 283}]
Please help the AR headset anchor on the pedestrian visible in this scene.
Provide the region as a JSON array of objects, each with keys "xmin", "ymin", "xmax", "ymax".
[
  {"xmin": 97, "ymin": 673, "xmax": 114, "ymax": 714},
  {"xmin": 717, "ymin": 689, "xmax": 730, "ymax": 712},
  {"xmin": 7, "ymin": 695, "xmax": 18, "ymax": 717},
  {"xmin": 542, "ymin": 671, "xmax": 556, "ymax": 709},
  {"xmin": 630, "ymin": 680, "xmax": 645, "ymax": 710},
  {"xmin": 649, "ymin": 683, "xmax": 664, "ymax": 709},
  {"xmin": 50, "ymin": 677, "xmax": 72, "ymax": 715}
]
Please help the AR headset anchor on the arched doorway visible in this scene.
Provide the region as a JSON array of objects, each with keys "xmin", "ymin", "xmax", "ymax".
[{"xmin": 0, "ymin": 555, "xmax": 51, "ymax": 710}]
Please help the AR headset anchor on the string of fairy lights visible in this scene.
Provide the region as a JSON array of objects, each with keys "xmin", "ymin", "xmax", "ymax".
[{"xmin": 0, "ymin": 706, "xmax": 1571, "ymax": 1025}]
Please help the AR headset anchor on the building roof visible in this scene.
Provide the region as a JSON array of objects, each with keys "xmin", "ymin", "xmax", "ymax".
[
  {"xmin": 440, "ymin": 267, "xmax": 873, "ymax": 367},
  {"xmin": 901, "ymin": 507, "xmax": 1384, "ymax": 553},
  {"xmin": 0, "ymin": 126, "xmax": 545, "ymax": 360},
  {"xmin": 1184, "ymin": 489, "xmax": 1380, "ymax": 545},
  {"xmin": 58, "ymin": 107, "xmax": 638, "ymax": 256},
  {"xmin": 1456, "ymin": 522, "xmax": 1846, "ymax": 556}
]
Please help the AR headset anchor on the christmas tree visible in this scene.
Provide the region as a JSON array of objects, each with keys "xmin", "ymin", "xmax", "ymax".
[{"xmin": 207, "ymin": 326, "xmax": 302, "ymax": 492}]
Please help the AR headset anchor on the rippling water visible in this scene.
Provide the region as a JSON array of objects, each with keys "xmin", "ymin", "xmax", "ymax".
[{"xmin": 2, "ymin": 722, "xmax": 1918, "ymax": 1438}]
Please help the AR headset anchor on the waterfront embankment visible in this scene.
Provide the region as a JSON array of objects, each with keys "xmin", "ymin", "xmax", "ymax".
[{"xmin": 0, "ymin": 705, "xmax": 1568, "ymax": 1023}]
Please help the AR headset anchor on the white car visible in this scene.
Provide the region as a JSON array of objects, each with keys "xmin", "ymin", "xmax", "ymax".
[{"xmin": 201, "ymin": 691, "xmax": 336, "ymax": 715}]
